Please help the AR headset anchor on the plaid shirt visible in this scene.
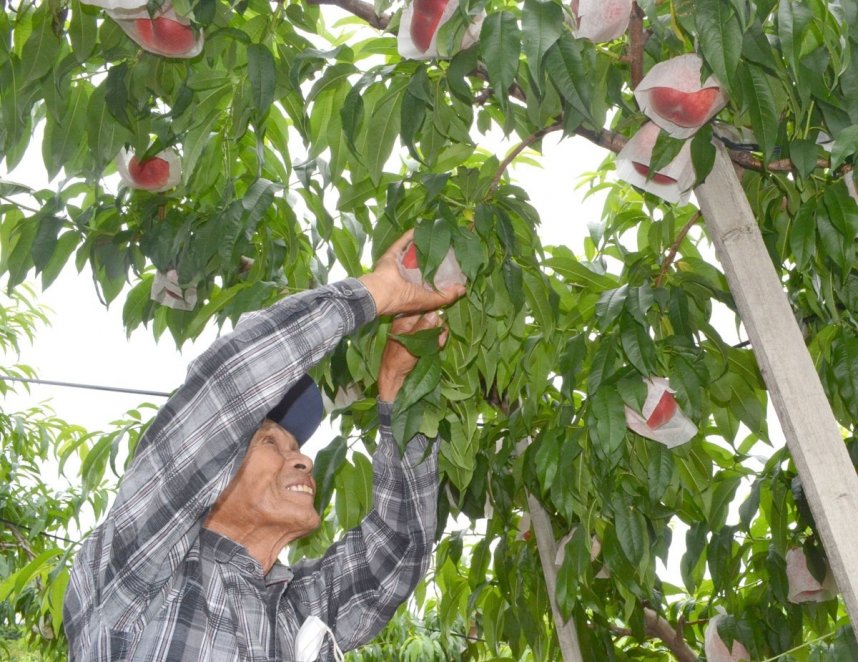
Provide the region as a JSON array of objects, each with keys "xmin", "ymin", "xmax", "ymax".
[{"xmin": 64, "ymin": 280, "xmax": 439, "ymax": 661}]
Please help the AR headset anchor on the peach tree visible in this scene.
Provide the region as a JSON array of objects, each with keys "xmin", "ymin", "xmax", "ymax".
[{"xmin": 2, "ymin": 0, "xmax": 858, "ymax": 658}]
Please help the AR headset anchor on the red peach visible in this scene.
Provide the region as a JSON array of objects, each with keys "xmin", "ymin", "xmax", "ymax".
[
  {"xmin": 632, "ymin": 161, "xmax": 677, "ymax": 186},
  {"xmin": 646, "ymin": 390, "xmax": 677, "ymax": 429},
  {"xmin": 410, "ymin": 0, "xmax": 450, "ymax": 53},
  {"xmin": 128, "ymin": 156, "xmax": 171, "ymax": 188},
  {"xmin": 647, "ymin": 87, "xmax": 721, "ymax": 128},
  {"xmin": 402, "ymin": 242, "xmax": 420, "ymax": 269},
  {"xmin": 135, "ymin": 17, "xmax": 196, "ymax": 56}
]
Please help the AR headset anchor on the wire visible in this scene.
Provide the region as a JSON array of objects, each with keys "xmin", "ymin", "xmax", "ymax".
[{"xmin": 0, "ymin": 375, "xmax": 172, "ymax": 398}]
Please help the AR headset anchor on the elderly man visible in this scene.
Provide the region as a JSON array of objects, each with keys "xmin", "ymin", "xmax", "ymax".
[{"xmin": 64, "ymin": 232, "xmax": 465, "ymax": 661}]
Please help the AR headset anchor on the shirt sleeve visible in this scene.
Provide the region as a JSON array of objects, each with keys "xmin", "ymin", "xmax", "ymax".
[
  {"xmin": 65, "ymin": 279, "xmax": 376, "ymax": 635},
  {"xmin": 287, "ymin": 400, "xmax": 439, "ymax": 653}
]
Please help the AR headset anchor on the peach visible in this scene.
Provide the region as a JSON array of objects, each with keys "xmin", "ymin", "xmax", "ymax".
[
  {"xmin": 116, "ymin": 147, "xmax": 181, "ymax": 192},
  {"xmin": 128, "ymin": 156, "xmax": 171, "ymax": 188},
  {"xmin": 105, "ymin": 4, "xmax": 204, "ymax": 59},
  {"xmin": 634, "ymin": 54, "xmax": 728, "ymax": 139},
  {"xmin": 134, "ymin": 17, "xmax": 196, "ymax": 56},
  {"xmin": 631, "ymin": 162, "xmax": 678, "ymax": 186},
  {"xmin": 647, "ymin": 87, "xmax": 722, "ymax": 128},
  {"xmin": 646, "ymin": 390, "xmax": 678, "ymax": 429},
  {"xmin": 410, "ymin": 0, "xmax": 450, "ymax": 53}
]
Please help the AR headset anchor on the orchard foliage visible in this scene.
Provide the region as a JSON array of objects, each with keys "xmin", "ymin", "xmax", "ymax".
[{"xmin": 3, "ymin": 0, "xmax": 858, "ymax": 658}]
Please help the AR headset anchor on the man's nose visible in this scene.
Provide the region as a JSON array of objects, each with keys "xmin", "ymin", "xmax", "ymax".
[{"xmin": 291, "ymin": 452, "xmax": 313, "ymax": 473}]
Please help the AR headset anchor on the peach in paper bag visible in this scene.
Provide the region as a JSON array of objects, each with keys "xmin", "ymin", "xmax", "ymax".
[
  {"xmin": 569, "ymin": 0, "xmax": 633, "ymax": 43},
  {"xmin": 398, "ymin": 0, "xmax": 483, "ymax": 60},
  {"xmin": 624, "ymin": 376, "xmax": 697, "ymax": 448},
  {"xmin": 108, "ymin": 4, "xmax": 203, "ymax": 58},
  {"xmin": 785, "ymin": 547, "xmax": 837, "ymax": 603},
  {"xmin": 397, "ymin": 241, "xmax": 467, "ymax": 291},
  {"xmin": 116, "ymin": 147, "xmax": 181, "ymax": 193},
  {"xmin": 616, "ymin": 122, "xmax": 695, "ymax": 205},
  {"xmin": 634, "ymin": 54, "xmax": 728, "ymax": 139},
  {"xmin": 704, "ymin": 614, "xmax": 751, "ymax": 662},
  {"xmin": 151, "ymin": 269, "xmax": 197, "ymax": 311}
]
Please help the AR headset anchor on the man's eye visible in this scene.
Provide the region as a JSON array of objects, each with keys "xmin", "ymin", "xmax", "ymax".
[{"xmin": 262, "ymin": 436, "xmax": 276, "ymax": 445}]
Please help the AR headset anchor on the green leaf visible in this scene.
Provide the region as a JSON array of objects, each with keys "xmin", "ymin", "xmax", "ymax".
[
  {"xmin": 690, "ymin": 124, "xmax": 716, "ymax": 186},
  {"xmin": 789, "ymin": 198, "xmax": 816, "ymax": 270},
  {"xmin": 695, "ymin": 0, "xmax": 743, "ymax": 92},
  {"xmin": 359, "ymin": 78, "xmax": 408, "ymax": 186},
  {"xmin": 390, "ymin": 326, "xmax": 444, "ymax": 357},
  {"xmin": 69, "ymin": 0, "xmax": 97, "ymax": 62},
  {"xmin": 104, "ymin": 62, "xmax": 131, "ymax": 129},
  {"xmin": 247, "ymin": 43, "xmax": 276, "ymax": 117},
  {"xmin": 20, "ymin": 12, "xmax": 60, "ymax": 84},
  {"xmin": 649, "ymin": 129, "xmax": 685, "ymax": 176},
  {"xmin": 788, "ymin": 138, "xmax": 818, "ymax": 180},
  {"xmin": 544, "ymin": 34, "xmax": 593, "ymax": 126},
  {"xmin": 414, "ymin": 217, "xmax": 452, "ymax": 281},
  {"xmin": 522, "ymin": 0, "xmax": 564, "ymax": 82},
  {"xmin": 30, "ymin": 215, "xmax": 64, "ymax": 273},
  {"xmin": 613, "ymin": 501, "xmax": 646, "ymax": 565},
  {"xmin": 647, "ymin": 445, "xmax": 674, "ymax": 502},
  {"xmin": 831, "ymin": 125, "xmax": 858, "ymax": 171},
  {"xmin": 619, "ymin": 314, "xmax": 656, "ymax": 375},
  {"xmin": 589, "ymin": 387, "xmax": 626, "ymax": 458},
  {"xmin": 313, "ymin": 435, "xmax": 347, "ymax": 513},
  {"xmin": 738, "ymin": 64, "xmax": 779, "ymax": 163},
  {"xmin": 397, "ymin": 355, "xmax": 442, "ymax": 411},
  {"xmin": 596, "ymin": 284, "xmax": 628, "ymax": 329},
  {"xmin": 480, "ymin": 12, "xmax": 521, "ymax": 107}
]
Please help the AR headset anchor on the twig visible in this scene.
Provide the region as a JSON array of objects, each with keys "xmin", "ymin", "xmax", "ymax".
[
  {"xmin": 5, "ymin": 522, "xmax": 36, "ymax": 561},
  {"xmin": 655, "ymin": 211, "xmax": 702, "ymax": 287},
  {"xmin": 490, "ymin": 122, "xmax": 564, "ymax": 191},
  {"xmin": 628, "ymin": 3, "xmax": 646, "ymax": 89}
]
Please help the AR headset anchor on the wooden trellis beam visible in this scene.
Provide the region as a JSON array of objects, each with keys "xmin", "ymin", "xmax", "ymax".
[{"xmin": 695, "ymin": 146, "xmax": 858, "ymax": 639}]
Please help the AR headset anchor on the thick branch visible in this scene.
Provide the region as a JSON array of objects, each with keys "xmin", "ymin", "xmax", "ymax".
[
  {"xmin": 306, "ymin": 0, "xmax": 390, "ymax": 29},
  {"xmin": 628, "ymin": 3, "xmax": 646, "ymax": 89},
  {"xmin": 643, "ymin": 609, "xmax": 698, "ymax": 662},
  {"xmin": 655, "ymin": 211, "xmax": 702, "ymax": 287}
]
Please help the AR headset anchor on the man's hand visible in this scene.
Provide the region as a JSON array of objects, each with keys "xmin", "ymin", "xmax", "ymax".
[
  {"xmin": 378, "ymin": 312, "xmax": 448, "ymax": 402},
  {"xmin": 359, "ymin": 230, "xmax": 466, "ymax": 316}
]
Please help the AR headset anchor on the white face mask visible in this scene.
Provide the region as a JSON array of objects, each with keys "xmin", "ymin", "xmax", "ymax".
[{"xmin": 294, "ymin": 615, "xmax": 344, "ymax": 662}]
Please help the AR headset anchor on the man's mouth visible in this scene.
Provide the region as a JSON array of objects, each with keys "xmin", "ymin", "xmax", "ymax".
[{"xmin": 286, "ymin": 484, "xmax": 314, "ymax": 496}]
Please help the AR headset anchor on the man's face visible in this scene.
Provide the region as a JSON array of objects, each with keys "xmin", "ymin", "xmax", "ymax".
[{"xmin": 212, "ymin": 420, "xmax": 320, "ymax": 542}]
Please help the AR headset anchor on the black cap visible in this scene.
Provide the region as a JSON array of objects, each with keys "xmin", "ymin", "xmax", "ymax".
[{"xmin": 266, "ymin": 375, "xmax": 324, "ymax": 446}]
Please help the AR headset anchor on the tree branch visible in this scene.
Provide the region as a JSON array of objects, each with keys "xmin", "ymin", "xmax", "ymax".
[
  {"xmin": 491, "ymin": 122, "xmax": 564, "ymax": 191},
  {"xmin": 6, "ymin": 522, "xmax": 36, "ymax": 561},
  {"xmin": 628, "ymin": 2, "xmax": 646, "ymax": 89},
  {"xmin": 305, "ymin": 0, "xmax": 390, "ymax": 29},
  {"xmin": 655, "ymin": 210, "xmax": 702, "ymax": 287},
  {"xmin": 643, "ymin": 608, "xmax": 698, "ymax": 662}
]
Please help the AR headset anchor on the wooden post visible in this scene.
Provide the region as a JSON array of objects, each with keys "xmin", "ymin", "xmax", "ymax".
[
  {"xmin": 695, "ymin": 147, "xmax": 858, "ymax": 637},
  {"xmin": 527, "ymin": 492, "xmax": 585, "ymax": 661}
]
